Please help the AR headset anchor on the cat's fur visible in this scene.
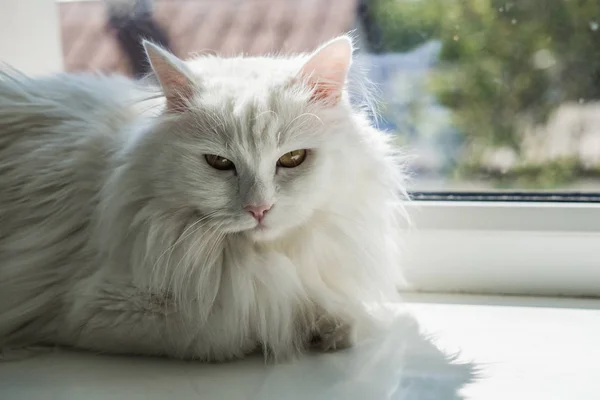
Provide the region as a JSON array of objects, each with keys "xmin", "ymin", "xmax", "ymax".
[{"xmin": 0, "ymin": 36, "xmax": 406, "ymax": 361}]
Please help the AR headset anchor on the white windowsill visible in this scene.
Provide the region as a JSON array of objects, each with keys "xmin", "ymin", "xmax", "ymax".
[
  {"xmin": 400, "ymin": 201, "xmax": 600, "ymax": 297},
  {"xmin": 1, "ymin": 293, "xmax": 598, "ymax": 399}
]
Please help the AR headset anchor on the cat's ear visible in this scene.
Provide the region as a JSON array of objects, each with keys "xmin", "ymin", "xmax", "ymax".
[
  {"xmin": 143, "ymin": 41, "xmax": 196, "ymax": 113},
  {"xmin": 296, "ymin": 36, "xmax": 353, "ymax": 106}
]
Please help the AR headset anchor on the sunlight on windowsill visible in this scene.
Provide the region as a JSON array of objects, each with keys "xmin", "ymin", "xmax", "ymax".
[{"xmin": 1, "ymin": 294, "xmax": 597, "ymax": 400}]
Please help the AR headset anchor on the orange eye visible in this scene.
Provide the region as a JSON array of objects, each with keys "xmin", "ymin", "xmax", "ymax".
[
  {"xmin": 277, "ymin": 149, "xmax": 307, "ymax": 168},
  {"xmin": 205, "ymin": 154, "xmax": 235, "ymax": 171}
]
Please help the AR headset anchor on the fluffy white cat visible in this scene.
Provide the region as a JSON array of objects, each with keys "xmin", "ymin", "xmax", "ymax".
[{"xmin": 0, "ymin": 36, "xmax": 407, "ymax": 361}]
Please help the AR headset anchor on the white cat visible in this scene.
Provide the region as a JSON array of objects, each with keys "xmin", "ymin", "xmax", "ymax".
[{"xmin": 0, "ymin": 36, "xmax": 407, "ymax": 361}]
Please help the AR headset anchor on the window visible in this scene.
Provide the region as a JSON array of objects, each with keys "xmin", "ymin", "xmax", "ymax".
[
  {"xmin": 360, "ymin": 0, "xmax": 600, "ymax": 194},
  {"xmin": 2, "ymin": 0, "xmax": 599, "ymax": 296},
  {"xmin": 356, "ymin": 0, "xmax": 600, "ymax": 296}
]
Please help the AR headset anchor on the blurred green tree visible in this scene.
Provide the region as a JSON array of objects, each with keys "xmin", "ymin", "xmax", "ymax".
[{"xmin": 368, "ymin": 0, "xmax": 600, "ymax": 182}]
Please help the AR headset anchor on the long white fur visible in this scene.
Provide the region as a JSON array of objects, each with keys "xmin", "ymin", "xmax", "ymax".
[{"xmin": 0, "ymin": 36, "xmax": 407, "ymax": 361}]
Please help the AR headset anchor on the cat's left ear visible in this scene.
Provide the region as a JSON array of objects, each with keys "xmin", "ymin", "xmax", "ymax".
[
  {"xmin": 143, "ymin": 41, "xmax": 196, "ymax": 113},
  {"xmin": 296, "ymin": 36, "xmax": 353, "ymax": 106}
]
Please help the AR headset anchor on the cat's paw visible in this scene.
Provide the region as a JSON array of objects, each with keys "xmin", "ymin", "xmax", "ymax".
[{"xmin": 311, "ymin": 315, "xmax": 356, "ymax": 352}]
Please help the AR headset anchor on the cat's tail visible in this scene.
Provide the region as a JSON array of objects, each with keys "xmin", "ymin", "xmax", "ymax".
[{"xmin": 106, "ymin": 0, "xmax": 173, "ymax": 78}]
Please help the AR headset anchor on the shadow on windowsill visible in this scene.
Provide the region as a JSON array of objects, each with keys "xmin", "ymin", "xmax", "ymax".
[{"xmin": 0, "ymin": 312, "xmax": 476, "ymax": 400}]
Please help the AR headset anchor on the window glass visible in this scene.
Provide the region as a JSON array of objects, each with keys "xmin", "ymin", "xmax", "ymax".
[
  {"xmin": 360, "ymin": 0, "xmax": 600, "ymax": 192},
  {"xmin": 12, "ymin": 0, "xmax": 600, "ymax": 193}
]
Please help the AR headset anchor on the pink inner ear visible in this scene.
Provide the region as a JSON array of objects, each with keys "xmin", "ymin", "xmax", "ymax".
[
  {"xmin": 305, "ymin": 61, "xmax": 348, "ymax": 104},
  {"xmin": 308, "ymin": 77, "xmax": 343, "ymax": 104},
  {"xmin": 157, "ymin": 67, "xmax": 195, "ymax": 113},
  {"xmin": 297, "ymin": 37, "xmax": 353, "ymax": 105},
  {"xmin": 145, "ymin": 42, "xmax": 195, "ymax": 113},
  {"xmin": 164, "ymin": 78, "xmax": 195, "ymax": 113}
]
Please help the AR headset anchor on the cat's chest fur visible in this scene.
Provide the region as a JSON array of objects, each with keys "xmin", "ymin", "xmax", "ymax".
[
  {"xmin": 202, "ymin": 240, "xmax": 312, "ymax": 357},
  {"xmin": 183, "ymin": 226, "xmax": 365, "ymax": 358}
]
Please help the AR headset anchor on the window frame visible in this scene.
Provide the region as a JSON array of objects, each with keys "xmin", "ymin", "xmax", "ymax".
[{"xmin": 400, "ymin": 201, "xmax": 600, "ymax": 297}]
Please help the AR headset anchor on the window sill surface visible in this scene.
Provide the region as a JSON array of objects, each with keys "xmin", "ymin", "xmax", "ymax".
[{"xmin": 1, "ymin": 294, "xmax": 597, "ymax": 399}]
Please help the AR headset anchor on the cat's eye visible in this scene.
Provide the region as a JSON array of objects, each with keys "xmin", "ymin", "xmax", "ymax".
[
  {"xmin": 277, "ymin": 149, "xmax": 307, "ymax": 168},
  {"xmin": 205, "ymin": 154, "xmax": 235, "ymax": 171}
]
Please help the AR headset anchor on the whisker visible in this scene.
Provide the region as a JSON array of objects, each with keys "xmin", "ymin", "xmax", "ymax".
[
  {"xmin": 151, "ymin": 211, "xmax": 217, "ymax": 279},
  {"xmin": 171, "ymin": 219, "xmax": 225, "ymax": 304},
  {"xmin": 254, "ymin": 110, "xmax": 279, "ymax": 123},
  {"xmin": 283, "ymin": 112, "xmax": 324, "ymax": 134}
]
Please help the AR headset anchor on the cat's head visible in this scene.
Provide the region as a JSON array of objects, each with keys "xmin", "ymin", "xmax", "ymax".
[{"xmin": 134, "ymin": 36, "xmax": 385, "ymax": 242}]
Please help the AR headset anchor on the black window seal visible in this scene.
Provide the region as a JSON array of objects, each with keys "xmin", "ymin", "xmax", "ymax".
[{"xmin": 410, "ymin": 191, "xmax": 600, "ymax": 203}]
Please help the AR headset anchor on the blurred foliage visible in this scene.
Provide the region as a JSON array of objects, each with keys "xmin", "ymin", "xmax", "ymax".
[
  {"xmin": 368, "ymin": 0, "xmax": 600, "ymax": 185},
  {"xmin": 368, "ymin": 0, "xmax": 440, "ymax": 52},
  {"xmin": 458, "ymin": 157, "xmax": 582, "ymax": 188}
]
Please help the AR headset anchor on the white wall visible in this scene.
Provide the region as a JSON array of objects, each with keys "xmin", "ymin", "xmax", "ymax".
[{"xmin": 0, "ymin": 0, "xmax": 63, "ymax": 75}]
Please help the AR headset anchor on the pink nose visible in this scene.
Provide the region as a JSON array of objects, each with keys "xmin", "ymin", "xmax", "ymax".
[{"xmin": 244, "ymin": 204, "xmax": 272, "ymax": 222}]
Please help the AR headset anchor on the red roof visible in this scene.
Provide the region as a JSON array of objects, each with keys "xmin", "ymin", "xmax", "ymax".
[{"xmin": 59, "ymin": 0, "xmax": 358, "ymax": 76}]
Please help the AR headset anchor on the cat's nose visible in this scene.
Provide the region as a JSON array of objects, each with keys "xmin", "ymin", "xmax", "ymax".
[{"xmin": 244, "ymin": 204, "xmax": 272, "ymax": 222}]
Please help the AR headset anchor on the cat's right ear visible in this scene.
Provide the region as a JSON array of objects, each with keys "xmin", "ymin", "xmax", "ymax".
[{"xmin": 143, "ymin": 41, "xmax": 196, "ymax": 113}]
